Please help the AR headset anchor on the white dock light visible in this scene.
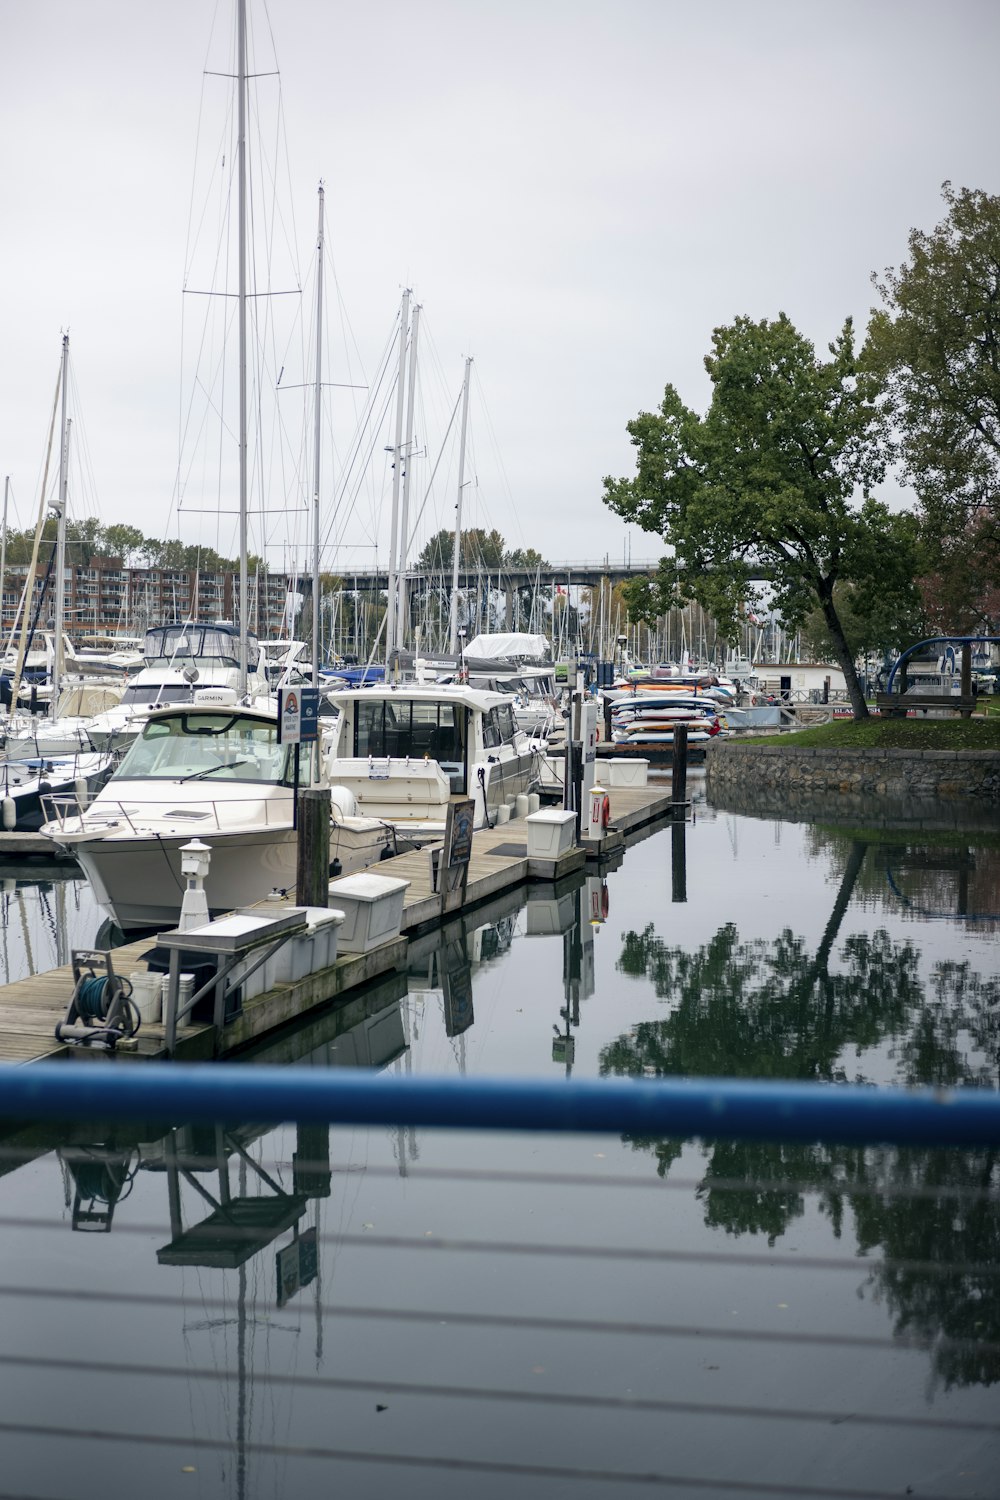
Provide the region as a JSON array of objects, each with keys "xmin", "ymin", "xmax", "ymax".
[{"xmin": 179, "ymin": 839, "xmax": 212, "ymax": 931}]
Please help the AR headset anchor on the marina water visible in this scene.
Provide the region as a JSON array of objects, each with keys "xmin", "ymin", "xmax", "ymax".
[{"xmin": 0, "ymin": 773, "xmax": 997, "ymax": 1496}]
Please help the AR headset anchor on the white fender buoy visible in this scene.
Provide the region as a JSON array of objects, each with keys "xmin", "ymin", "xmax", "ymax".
[
  {"xmin": 1, "ymin": 797, "xmax": 15, "ymax": 831},
  {"xmin": 74, "ymin": 776, "xmax": 89, "ymax": 811}
]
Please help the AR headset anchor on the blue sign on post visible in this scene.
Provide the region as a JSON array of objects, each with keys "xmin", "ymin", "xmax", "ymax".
[
  {"xmin": 299, "ymin": 687, "xmax": 320, "ymax": 744},
  {"xmin": 278, "ymin": 686, "xmax": 320, "ymax": 745}
]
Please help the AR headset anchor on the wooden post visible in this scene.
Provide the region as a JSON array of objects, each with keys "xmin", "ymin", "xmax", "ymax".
[
  {"xmin": 296, "ymin": 786, "xmax": 331, "ymax": 907},
  {"xmin": 671, "ymin": 723, "xmax": 688, "ymax": 805},
  {"xmin": 961, "ymin": 642, "xmax": 972, "ymax": 698}
]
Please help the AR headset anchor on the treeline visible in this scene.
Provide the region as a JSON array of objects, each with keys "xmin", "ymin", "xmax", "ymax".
[{"xmin": 1, "ymin": 518, "xmax": 252, "ymax": 574}]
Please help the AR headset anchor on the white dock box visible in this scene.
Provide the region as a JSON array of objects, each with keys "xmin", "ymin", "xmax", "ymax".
[
  {"xmin": 328, "ymin": 872, "xmax": 410, "ymax": 953},
  {"xmin": 304, "ymin": 906, "xmax": 345, "ymax": 970},
  {"xmin": 596, "ymin": 757, "xmax": 648, "ymax": 788},
  {"xmin": 525, "ymin": 809, "xmax": 577, "ymax": 859}
]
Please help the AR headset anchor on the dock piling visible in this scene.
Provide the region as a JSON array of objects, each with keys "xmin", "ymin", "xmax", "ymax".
[{"xmin": 297, "ymin": 787, "xmax": 331, "ymax": 907}]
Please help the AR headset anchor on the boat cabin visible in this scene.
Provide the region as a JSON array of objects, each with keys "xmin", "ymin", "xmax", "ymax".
[
  {"xmin": 142, "ymin": 622, "xmax": 262, "ymax": 673},
  {"xmin": 326, "ymin": 683, "xmax": 536, "ymax": 833}
]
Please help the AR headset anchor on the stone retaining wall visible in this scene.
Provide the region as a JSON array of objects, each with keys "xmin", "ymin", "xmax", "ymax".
[{"xmin": 705, "ymin": 741, "xmax": 1000, "ymax": 802}]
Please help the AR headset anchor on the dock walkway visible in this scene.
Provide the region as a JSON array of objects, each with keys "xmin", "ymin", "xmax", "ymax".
[{"xmin": 0, "ymin": 781, "xmax": 676, "ymax": 1067}]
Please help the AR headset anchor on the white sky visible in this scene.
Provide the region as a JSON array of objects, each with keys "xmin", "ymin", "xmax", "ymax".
[{"xmin": 2, "ymin": 0, "xmax": 998, "ymax": 575}]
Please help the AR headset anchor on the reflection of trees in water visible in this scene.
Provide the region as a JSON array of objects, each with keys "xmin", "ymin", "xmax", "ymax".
[
  {"xmin": 610, "ymin": 922, "xmax": 921, "ymax": 1086},
  {"xmin": 602, "ymin": 903, "xmax": 1000, "ymax": 1387},
  {"xmin": 849, "ymin": 1146, "xmax": 1000, "ymax": 1391}
]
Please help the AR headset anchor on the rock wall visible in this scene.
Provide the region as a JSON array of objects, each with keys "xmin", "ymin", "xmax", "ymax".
[{"xmin": 705, "ymin": 741, "xmax": 1000, "ymax": 803}]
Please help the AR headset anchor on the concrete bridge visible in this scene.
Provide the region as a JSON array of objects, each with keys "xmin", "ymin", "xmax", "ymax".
[{"xmin": 323, "ymin": 558, "xmax": 666, "ymax": 592}]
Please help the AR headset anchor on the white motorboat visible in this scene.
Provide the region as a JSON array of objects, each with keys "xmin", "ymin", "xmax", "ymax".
[
  {"xmin": 1, "ymin": 620, "xmax": 273, "ymax": 763},
  {"xmin": 39, "ymin": 696, "xmax": 394, "ymax": 929},
  {"xmin": 324, "ymin": 681, "xmax": 542, "ymax": 841}
]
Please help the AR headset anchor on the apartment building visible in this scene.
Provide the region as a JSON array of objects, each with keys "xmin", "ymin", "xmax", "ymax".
[{"xmin": 1, "ymin": 555, "xmax": 299, "ymax": 643}]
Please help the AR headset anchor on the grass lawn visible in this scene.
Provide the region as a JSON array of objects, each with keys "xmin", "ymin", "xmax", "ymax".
[{"xmin": 748, "ymin": 714, "xmax": 1000, "ymax": 750}]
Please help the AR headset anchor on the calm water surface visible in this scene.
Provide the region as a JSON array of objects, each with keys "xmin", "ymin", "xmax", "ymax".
[{"xmin": 0, "ymin": 776, "xmax": 998, "ymax": 1498}]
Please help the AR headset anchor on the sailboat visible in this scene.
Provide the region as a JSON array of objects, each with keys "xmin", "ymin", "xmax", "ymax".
[
  {"xmin": 40, "ymin": 3, "xmax": 394, "ymax": 924},
  {"xmin": 0, "ymin": 335, "xmax": 119, "ymax": 829}
]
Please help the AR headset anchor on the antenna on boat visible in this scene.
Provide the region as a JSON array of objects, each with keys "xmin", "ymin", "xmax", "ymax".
[{"xmin": 449, "ymin": 356, "xmax": 473, "ymax": 655}]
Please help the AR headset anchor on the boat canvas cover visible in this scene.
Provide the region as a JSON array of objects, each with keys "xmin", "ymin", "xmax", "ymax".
[{"xmin": 462, "ymin": 633, "xmax": 550, "ymax": 662}]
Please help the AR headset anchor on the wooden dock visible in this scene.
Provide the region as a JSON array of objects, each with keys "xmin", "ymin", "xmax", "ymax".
[{"xmin": 0, "ymin": 780, "xmax": 678, "ymax": 1068}]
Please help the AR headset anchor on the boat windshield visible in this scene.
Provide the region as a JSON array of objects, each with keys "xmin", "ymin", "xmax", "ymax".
[{"xmin": 111, "ymin": 713, "xmax": 292, "ymax": 784}]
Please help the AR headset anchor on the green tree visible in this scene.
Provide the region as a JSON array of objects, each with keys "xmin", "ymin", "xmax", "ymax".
[
  {"xmin": 603, "ymin": 314, "xmax": 922, "ymax": 719},
  {"xmin": 101, "ymin": 524, "xmax": 145, "ymax": 564},
  {"xmin": 799, "ymin": 580, "xmax": 926, "ymax": 665},
  {"xmin": 868, "ymin": 183, "xmax": 1000, "ymax": 566}
]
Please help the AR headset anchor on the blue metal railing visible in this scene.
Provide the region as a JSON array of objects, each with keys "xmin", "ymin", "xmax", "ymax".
[{"xmin": 3, "ymin": 1066, "xmax": 999, "ymax": 1146}]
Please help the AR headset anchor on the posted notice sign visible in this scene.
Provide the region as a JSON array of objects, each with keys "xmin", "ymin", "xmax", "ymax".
[{"xmin": 278, "ymin": 686, "xmax": 320, "ymax": 745}]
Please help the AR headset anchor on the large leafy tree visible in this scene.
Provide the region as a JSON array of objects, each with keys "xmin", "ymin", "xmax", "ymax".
[
  {"xmin": 867, "ymin": 184, "xmax": 1000, "ymax": 630},
  {"xmin": 603, "ymin": 314, "xmax": 922, "ymax": 719}
]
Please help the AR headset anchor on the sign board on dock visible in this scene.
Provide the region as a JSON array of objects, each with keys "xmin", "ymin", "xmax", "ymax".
[{"xmin": 278, "ymin": 686, "xmax": 320, "ymax": 745}]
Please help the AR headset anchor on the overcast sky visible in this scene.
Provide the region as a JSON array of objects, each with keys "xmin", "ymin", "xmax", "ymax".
[{"xmin": 2, "ymin": 0, "xmax": 998, "ymax": 577}]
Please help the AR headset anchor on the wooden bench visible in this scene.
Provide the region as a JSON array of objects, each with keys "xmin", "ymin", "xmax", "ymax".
[{"xmin": 875, "ymin": 692, "xmax": 977, "ymax": 719}]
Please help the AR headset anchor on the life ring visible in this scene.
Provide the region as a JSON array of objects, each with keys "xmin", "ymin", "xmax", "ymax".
[{"xmin": 601, "ymin": 793, "xmax": 611, "ymax": 830}]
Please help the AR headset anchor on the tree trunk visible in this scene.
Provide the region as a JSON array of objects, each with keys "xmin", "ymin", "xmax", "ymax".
[{"xmin": 819, "ymin": 590, "xmax": 869, "ymax": 720}]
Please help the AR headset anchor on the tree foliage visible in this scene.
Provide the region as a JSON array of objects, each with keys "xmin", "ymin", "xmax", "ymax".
[
  {"xmin": 869, "ymin": 183, "xmax": 1000, "ymax": 544},
  {"xmin": 868, "ymin": 184, "xmax": 1000, "ymax": 631},
  {"xmin": 799, "ymin": 580, "xmax": 927, "ymax": 664},
  {"xmin": 603, "ymin": 313, "xmax": 923, "ymax": 717}
]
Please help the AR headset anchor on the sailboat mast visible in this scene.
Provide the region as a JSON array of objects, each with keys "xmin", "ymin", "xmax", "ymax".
[
  {"xmin": 237, "ymin": 0, "xmax": 249, "ymax": 696},
  {"xmin": 396, "ymin": 301, "xmax": 420, "ymax": 652},
  {"xmin": 311, "ymin": 182, "xmax": 325, "ymax": 684},
  {"xmin": 0, "ymin": 477, "xmax": 9, "ymax": 656},
  {"xmin": 449, "ymin": 355, "xmax": 472, "ymax": 655},
  {"xmin": 52, "ymin": 334, "xmax": 70, "ymax": 706},
  {"xmin": 385, "ymin": 288, "xmax": 410, "ymax": 659}
]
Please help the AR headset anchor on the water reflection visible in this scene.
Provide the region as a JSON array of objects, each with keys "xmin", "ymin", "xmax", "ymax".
[
  {"xmin": 600, "ymin": 830, "xmax": 1000, "ymax": 1389},
  {"xmin": 807, "ymin": 826, "xmax": 1000, "ymax": 931}
]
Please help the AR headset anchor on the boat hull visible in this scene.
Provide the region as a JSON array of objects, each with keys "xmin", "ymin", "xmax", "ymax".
[{"xmin": 76, "ymin": 825, "xmax": 301, "ymax": 930}]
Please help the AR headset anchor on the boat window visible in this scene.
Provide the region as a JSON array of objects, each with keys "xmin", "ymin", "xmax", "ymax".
[
  {"xmin": 142, "ymin": 625, "xmax": 247, "ymax": 667},
  {"xmin": 354, "ymin": 699, "xmax": 386, "ymax": 756},
  {"xmin": 112, "ymin": 713, "xmax": 291, "ymax": 784},
  {"xmin": 496, "ymin": 704, "xmax": 517, "ymax": 742},
  {"xmin": 351, "ymin": 698, "xmax": 467, "ymax": 786},
  {"xmin": 120, "ymin": 684, "xmax": 194, "ymax": 706},
  {"xmin": 483, "ymin": 710, "xmax": 501, "ymax": 749}
]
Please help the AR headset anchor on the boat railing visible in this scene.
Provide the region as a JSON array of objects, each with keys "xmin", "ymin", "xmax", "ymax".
[{"xmin": 41, "ymin": 790, "xmax": 295, "ymax": 838}]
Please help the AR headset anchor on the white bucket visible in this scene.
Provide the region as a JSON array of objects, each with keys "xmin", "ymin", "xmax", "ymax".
[
  {"xmin": 160, "ymin": 972, "xmax": 196, "ymax": 1023},
  {"xmin": 129, "ymin": 971, "xmax": 161, "ymax": 1025}
]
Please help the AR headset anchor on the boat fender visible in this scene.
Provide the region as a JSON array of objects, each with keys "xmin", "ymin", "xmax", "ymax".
[
  {"xmin": 74, "ymin": 775, "xmax": 89, "ymax": 810},
  {"xmin": 1, "ymin": 797, "xmax": 15, "ymax": 831}
]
